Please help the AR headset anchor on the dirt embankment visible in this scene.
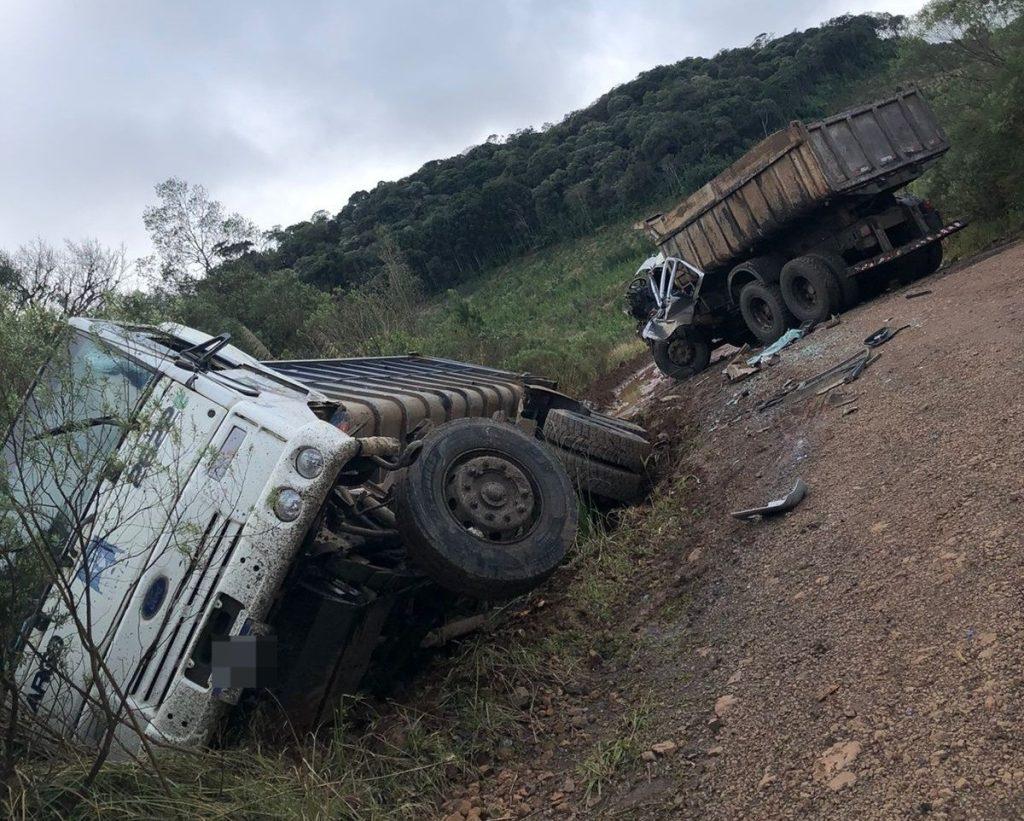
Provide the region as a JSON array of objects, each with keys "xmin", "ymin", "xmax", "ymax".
[{"xmin": 438, "ymin": 241, "xmax": 1024, "ymax": 820}]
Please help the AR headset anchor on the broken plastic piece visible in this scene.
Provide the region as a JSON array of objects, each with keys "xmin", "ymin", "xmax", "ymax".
[
  {"xmin": 864, "ymin": 325, "xmax": 910, "ymax": 348},
  {"xmin": 747, "ymin": 328, "xmax": 805, "ymax": 367},
  {"xmin": 730, "ymin": 478, "xmax": 808, "ymax": 521}
]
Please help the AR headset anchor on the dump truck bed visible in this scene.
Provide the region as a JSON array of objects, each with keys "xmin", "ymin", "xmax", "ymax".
[
  {"xmin": 264, "ymin": 355, "xmax": 525, "ymax": 441},
  {"xmin": 643, "ymin": 88, "xmax": 949, "ymax": 274}
]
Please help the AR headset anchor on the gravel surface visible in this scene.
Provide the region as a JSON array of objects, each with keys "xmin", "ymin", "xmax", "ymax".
[{"xmin": 441, "ymin": 242, "xmax": 1024, "ymax": 820}]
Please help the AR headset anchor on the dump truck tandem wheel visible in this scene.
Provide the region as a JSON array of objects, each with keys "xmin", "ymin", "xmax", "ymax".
[
  {"xmin": 651, "ymin": 333, "xmax": 710, "ymax": 380},
  {"xmin": 549, "ymin": 445, "xmax": 646, "ymax": 505},
  {"xmin": 811, "ymin": 252, "xmax": 860, "ymax": 310},
  {"xmin": 739, "ymin": 281, "xmax": 793, "ymax": 343},
  {"xmin": 393, "ymin": 418, "xmax": 577, "ymax": 600},
  {"xmin": 904, "ymin": 241, "xmax": 943, "ymax": 279},
  {"xmin": 780, "ymin": 255, "xmax": 842, "ymax": 323},
  {"xmin": 543, "ymin": 408, "xmax": 651, "ymax": 472}
]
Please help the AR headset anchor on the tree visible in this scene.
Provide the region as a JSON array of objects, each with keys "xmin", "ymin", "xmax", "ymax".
[
  {"xmin": 0, "ymin": 238, "xmax": 127, "ymax": 316},
  {"xmin": 142, "ymin": 178, "xmax": 259, "ymax": 290}
]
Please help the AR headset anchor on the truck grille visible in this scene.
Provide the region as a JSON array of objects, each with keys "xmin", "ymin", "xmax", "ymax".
[{"xmin": 128, "ymin": 513, "xmax": 243, "ymax": 705}]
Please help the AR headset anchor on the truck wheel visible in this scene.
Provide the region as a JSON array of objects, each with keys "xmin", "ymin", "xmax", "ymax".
[
  {"xmin": 780, "ymin": 256, "xmax": 842, "ymax": 324},
  {"xmin": 904, "ymin": 241, "xmax": 943, "ymax": 279},
  {"xmin": 651, "ymin": 333, "xmax": 710, "ymax": 380},
  {"xmin": 542, "ymin": 408, "xmax": 651, "ymax": 472},
  {"xmin": 738, "ymin": 281, "xmax": 793, "ymax": 343},
  {"xmin": 393, "ymin": 418, "xmax": 578, "ymax": 600},
  {"xmin": 548, "ymin": 446, "xmax": 646, "ymax": 505},
  {"xmin": 811, "ymin": 252, "xmax": 860, "ymax": 310}
]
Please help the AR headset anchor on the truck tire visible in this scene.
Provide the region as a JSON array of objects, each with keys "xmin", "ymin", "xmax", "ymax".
[
  {"xmin": 651, "ymin": 332, "xmax": 710, "ymax": 380},
  {"xmin": 738, "ymin": 280, "xmax": 793, "ymax": 343},
  {"xmin": 543, "ymin": 408, "xmax": 651, "ymax": 472},
  {"xmin": 548, "ymin": 445, "xmax": 646, "ymax": 505},
  {"xmin": 811, "ymin": 252, "xmax": 860, "ymax": 310},
  {"xmin": 589, "ymin": 412, "xmax": 647, "ymax": 437},
  {"xmin": 780, "ymin": 255, "xmax": 842, "ymax": 324},
  {"xmin": 393, "ymin": 418, "xmax": 578, "ymax": 600}
]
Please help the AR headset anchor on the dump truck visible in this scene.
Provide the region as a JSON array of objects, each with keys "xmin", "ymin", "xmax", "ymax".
[
  {"xmin": 626, "ymin": 88, "xmax": 967, "ymax": 378},
  {"xmin": 4, "ymin": 319, "xmax": 649, "ymax": 756}
]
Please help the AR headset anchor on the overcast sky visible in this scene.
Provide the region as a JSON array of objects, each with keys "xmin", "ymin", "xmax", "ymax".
[{"xmin": 0, "ymin": 0, "xmax": 926, "ymax": 259}]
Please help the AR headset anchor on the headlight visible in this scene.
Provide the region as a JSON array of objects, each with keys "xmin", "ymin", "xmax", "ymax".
[
  {"xmin": 273, "ymin": 488, "xmax": 302, "ymax": 522},
  {"xmin": 295, "ymin": 447, "xmax": 325, "ymax": 479}
]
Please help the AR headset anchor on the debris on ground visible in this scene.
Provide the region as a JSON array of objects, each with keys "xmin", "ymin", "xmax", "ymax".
[
  {"xmin": 746, "ymin": 328, "xmax": 804, "ymax": 367},
  {"xmin": 725, "ymin": 360, "xmax": 759, "ymax": 382},
  {"xmin": 864, "ymin": 324, "xmax": 910, "ymax": 348},
  {"xmin": 756, "ymin": 348, "xmax": 878, "ymax": 412},
  {"xmin": 905, "ymin": 289, "xmax": 933, "ymax": 299},
  {"xmin": 730, "ymin": 478, "xmax": 807, "ymax": 521}
]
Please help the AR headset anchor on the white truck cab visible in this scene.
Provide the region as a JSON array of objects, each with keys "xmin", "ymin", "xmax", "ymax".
[{"xmin": 5, "ymin": 319, "xmax": 581, "ymax": 756}]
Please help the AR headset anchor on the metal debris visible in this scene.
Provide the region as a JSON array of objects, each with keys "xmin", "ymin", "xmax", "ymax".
[
  {"xmin": 756, "ymin": 348, "xmax": 877, "ymax": 413},
  {"xmin": 905, "ymin": 289, "xmax": 933, "ymax": 299},
  {"xmin": 864, "ymin": 324, "xmax": 910, "ymax": 348},
  {"xmin": 731, "ymin": 478, "xmax": 808, "ymax": 521}
]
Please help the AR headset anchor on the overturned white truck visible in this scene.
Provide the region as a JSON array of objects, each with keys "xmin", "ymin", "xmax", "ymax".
[{"xmin": 4, "ymin": 319, "xmax": 649, "ymax": 756}]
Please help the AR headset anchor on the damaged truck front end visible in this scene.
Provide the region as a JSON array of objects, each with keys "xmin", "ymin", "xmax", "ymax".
[{"xmin": 6, "ymin": 320, "xmax": 646, "ymax": 756}]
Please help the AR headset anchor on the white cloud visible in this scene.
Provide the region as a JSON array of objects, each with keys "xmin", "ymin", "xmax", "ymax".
[{"xmin": 0, "ymin": 0, "xmax": 926, "ymax": 259}]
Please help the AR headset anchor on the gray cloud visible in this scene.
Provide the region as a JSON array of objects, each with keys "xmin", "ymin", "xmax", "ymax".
[{"xmin": 0, "ymin": 0, "xmax": 924, "ymax": 259}]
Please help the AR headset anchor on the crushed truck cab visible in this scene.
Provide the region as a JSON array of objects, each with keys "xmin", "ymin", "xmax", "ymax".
[{"xmin": 5, "ymin": 319, "xmax": 649, "ymax": 755}]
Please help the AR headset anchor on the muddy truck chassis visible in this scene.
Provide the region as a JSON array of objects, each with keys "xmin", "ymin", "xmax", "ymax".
[
  {"xmin": 627, "ymin": 88, "xmax": 967, "ymax": 378},
  {"xmin": 260, "ymin": 354, "xmax": 652, "ymax": 728}
]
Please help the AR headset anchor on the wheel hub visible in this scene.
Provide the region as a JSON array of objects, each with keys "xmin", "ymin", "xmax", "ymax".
[
  {"xmin": 750, "ymin": 298, "xmax": 773, "ymax": 329},
  {"xmin": 667, "ymin": 338, "xmax": 694, "ymax": 366},
  {"xmin": 795, "ymin": 278, "xmax": 816, "ymax": 306},
  {"xmin": 446, "ymin": 455, "xmax": 537, "ymax": 539}
]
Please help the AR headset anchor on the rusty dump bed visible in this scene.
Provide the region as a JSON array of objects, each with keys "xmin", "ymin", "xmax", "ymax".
[
  {"xmin": 264, "ymin": 355, "xmax": 525, "ymax": 441},
  {"xmin": 643, "ymin": 88, "xmax": 949, "ymax": 274}
]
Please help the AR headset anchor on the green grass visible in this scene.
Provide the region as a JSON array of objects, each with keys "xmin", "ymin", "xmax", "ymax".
[
  {"xmin": 400, "ymin": 218, "xmax": 649, "ymax": 394},
  {"xmin": 3, "ymin": 497, "xmax": 680, "ymax": 820}
]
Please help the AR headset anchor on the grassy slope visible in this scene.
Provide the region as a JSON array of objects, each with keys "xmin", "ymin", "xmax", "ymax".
[
  {"xmin": 401, "ymin": 217, "xmax": 651, "ymax": 395},
  {"xmin": 8, "ymin": 487, "xmax": 695, "ymax": 819}
]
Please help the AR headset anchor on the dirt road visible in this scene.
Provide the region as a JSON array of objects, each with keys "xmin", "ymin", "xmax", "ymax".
[{"xmin": 440, "ymin": 241, "xmax": 1024, "ymax": 820}]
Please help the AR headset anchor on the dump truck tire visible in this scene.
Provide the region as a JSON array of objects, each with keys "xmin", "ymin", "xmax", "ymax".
[
  {"xmin": 549, "ymin": 445, "xmax": 647, "ymax": 505},
  {"xmin": 739, "ymin": 281, "xmax": 793, "ymax": 343},
  {"xmin": 393, "ymin": 418, "xmax": 577, "ymax": 600},
  {"xmin": 589, "ymin": 412, "xmax": 647, "ymax": 437},
  {"xmin": 811, "ymin": 252, "xmax": 860, "ymax": 310},
  {"xmin": 780, "ymin": 255, "xmax": 842, "ymax": 324},
  {"xmin": 543, "ymin": 408, "xmax": 651, "ymax": 472},
  {"xmin": 651, "ymin": 333, "xmax": 710, "ymax": 380}
]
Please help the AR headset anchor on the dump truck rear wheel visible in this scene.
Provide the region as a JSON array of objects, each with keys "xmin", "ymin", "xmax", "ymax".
[
  {"xmin": 393, "ymin": 418, "xmax": 577, "ymax": 600},
  {"xmin": 651, "ymin": 333, "xmax": 710, "ymax": 380},
  {"xmin": 542, "ymin": 408, "xmax": 651, "ymax": 472},
  {"xmin": 780, "ymin": 255, "xmax": 842, "ymax": 323},
  {"xmin": 548, "ymin": 445, "xmax": 646, "ymax": 505},
  {"xmin": 810, "ymin": 252, "xmax": 860, "ymax": 310},
  {"xmin": 904, "ymin": 241, "xmax": 943, "ymax": 279},
  {"xmin": 738, "ymin": 281, "xmax": 793, "ymax": 343}
]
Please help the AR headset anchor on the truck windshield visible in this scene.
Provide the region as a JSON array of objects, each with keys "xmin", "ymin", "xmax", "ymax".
[{"xmin": 1, "ymin": 331, "xmax": 154, "ymax": 573}]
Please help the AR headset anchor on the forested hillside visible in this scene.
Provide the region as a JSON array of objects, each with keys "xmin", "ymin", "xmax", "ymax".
[{"xmin": 231, "ymin": 14, "xmax": 899, "ymax": 293}]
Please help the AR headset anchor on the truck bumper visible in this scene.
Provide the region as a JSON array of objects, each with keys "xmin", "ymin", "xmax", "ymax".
[{"xmin": 850, "ymin": 219, "xmax": 969, "ymax": 276}]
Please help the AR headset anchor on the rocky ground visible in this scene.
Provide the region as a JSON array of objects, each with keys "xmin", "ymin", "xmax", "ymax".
[{"xmin": 436, "ymin": 241, "xmax": 1024, "ymax": 820}]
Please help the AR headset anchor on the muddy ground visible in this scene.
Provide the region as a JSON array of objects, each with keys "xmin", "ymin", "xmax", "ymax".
[{"xmin": 437, "ymin": 241, "xmax": 1024, "ymax": 820}]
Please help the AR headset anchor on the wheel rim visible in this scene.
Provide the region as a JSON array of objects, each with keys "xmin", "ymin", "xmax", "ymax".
[
  {"xmin": 748, "ymin": 297, "xmax": 775, "ymax": 332},
  {"xmin": 666, "ymin": 338, "xmax": 696, "ymax": 366},
  {"xmin": 444, "ymin": 452, "xmax": 541, "ymax": 543},
  {"xmin": 792, "ymin": 277, "xmax": 817, "ymax": 311}
]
